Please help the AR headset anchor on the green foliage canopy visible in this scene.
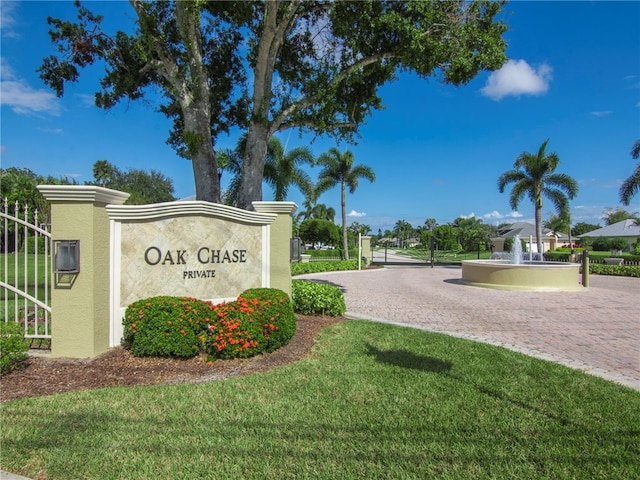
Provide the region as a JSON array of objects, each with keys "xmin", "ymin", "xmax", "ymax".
[{"xmin": 39, "ymin": 0, "xmax": 508, "ymax": 208}]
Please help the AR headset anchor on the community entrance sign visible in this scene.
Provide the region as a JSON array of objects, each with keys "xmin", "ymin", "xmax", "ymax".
[
  {"xmin": 107, "ymin": 201, "xmax": 277, "ymax": 346},
  {"xmin": 38, "ymin": 185, "xmax": 296, "ymax": 358}
]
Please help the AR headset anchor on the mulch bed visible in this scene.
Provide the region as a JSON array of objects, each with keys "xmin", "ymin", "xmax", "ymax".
[{"xmin": 1, "ymin": 314, "xmax": 345, "ymax": 402}]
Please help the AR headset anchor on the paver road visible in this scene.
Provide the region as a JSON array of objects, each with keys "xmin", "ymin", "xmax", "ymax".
[{"xmin": 297, "ymin": 266, "xmax": 640, "ymax": 391}]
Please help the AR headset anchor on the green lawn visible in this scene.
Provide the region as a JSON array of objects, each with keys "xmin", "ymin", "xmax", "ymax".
[
  {"xmin": 2, "ymin": 320, "xmax": 638, "ymax": 479},
  {"xmin": 1, "ymin": 254, "xmax": 49, "ymax": 322}
]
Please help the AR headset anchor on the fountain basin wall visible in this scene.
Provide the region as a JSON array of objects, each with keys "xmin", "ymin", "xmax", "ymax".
[{"xmin": 461, "ymin": 260, "xmax": 583, "ymax": 291}]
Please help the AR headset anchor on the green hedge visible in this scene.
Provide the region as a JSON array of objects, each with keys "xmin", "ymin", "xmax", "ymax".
[
  {"xmin": 589, "ymin": 264, "xmax": 640, "ymax": 278},
  {"xmin": 123, "ymin": 297, "xmax": 216, "ymax": 358},
  {"xmin": 291, "ymin": 260, "xmax": 358, "ymax": 275},
  {"xmin": 292, "ymin": 280, "xmax": 346, "ymax": 316},
  {"xmin": 541, "ymin": 251, "xmax": 572, "ymax": 261}
]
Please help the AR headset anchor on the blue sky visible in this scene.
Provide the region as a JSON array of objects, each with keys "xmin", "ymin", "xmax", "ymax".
[{"xmin": 1, "ymin": 1, "xmax": 639, "ymax": 233}]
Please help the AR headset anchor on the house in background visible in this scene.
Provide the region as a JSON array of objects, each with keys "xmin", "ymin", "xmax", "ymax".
[
  {"xmin": 492, "ymin": 222, "xmax": 569, "ymax": 254},
  {"xmin": 578, "ymin": 219, "xmax": 640, "ymax": 251}
]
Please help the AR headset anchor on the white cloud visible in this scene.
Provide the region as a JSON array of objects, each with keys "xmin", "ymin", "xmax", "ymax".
[
  {"xmin": 482, "ymin": 210, "xmax": 523, "ymax": 220},
  {"xmin": 0, "ymin": 58, "xmax": 61, "ymax": 116},
  {"xmin": 481, "ymin": 59, "xmax": 552, "ymax": 101},
  {"xmin": 77, "ymin": 93, "xmax": 96, "ymax": 107},
  {"xmin": 39, "ymin": 127, "xmax": 64, "ymax": 134},
  {"xmin": 1, "ymin": 80, "xmax": 61, "ymax": 116},
  {"xmin": 347, "ymin": 210, "xmax": 366, "ymax": 217},
  {"xmin": 590, "ymin": 110, "xmax": 612, "ymax": 118},
  {"xmin": 459, "ymin": 212, "xmax": 476, "ymax": 219},
  {"xmin": 0, "ymin": 2, "xmax": 19, "ymax": 38}
]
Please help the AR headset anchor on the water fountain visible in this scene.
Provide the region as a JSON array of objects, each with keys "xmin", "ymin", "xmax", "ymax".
[{"xmin": 461, "ymin": 235, "xmax": 582, "ymax": 291}]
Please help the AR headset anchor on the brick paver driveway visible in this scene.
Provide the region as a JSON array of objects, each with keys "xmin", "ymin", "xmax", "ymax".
[{"xmin": 297, "ymin": 266, "xmax": 640, "ymax": 391}]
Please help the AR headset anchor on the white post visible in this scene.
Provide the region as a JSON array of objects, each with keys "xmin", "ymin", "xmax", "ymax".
[{"xmin": 358, "ymin": 233, "xmax": 362, "ymax": 270}]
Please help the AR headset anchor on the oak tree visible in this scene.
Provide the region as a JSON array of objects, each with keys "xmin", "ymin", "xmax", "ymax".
[{"xmin": 39, "ymin": 1, "xmax": 508, "ymax": 208}]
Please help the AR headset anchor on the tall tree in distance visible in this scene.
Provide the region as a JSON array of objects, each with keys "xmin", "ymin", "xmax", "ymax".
[
  {"xmin": 497, "ymin": 139, "xmax": 578, "ymax": 255},
  {"xmin": 87, "ymin": 160, "xmax": 175, "ymax": 204},
  {"xmin": 602, "ymin": 207, "xmax": 640, "ymax": 226},
  {"xmin": 544, "ymin": 211, "xmax": 574, "ymax": 249},
  {"xmin": 619, "ymin": 140, "xmax": 640, "ymax": 206},
  {"xmin": 316, "ymin": 148, "xmax": 375, "ymax": 259},
  {"xmin": 311, "ymin": 204, "xmax": 337, "ymax": 223},
  {"xmin": 263, "ymin": 137, "xmax": 314, "ymax": 201}
]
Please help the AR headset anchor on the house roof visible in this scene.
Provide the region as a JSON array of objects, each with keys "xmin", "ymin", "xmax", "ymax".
[
  {"xmin": 578, "ymin": 219, "xmax": 640, "ymax": 238},
  {"xmin": 497, "ymin": 222, "xmax": 569, "ymax": 241}
]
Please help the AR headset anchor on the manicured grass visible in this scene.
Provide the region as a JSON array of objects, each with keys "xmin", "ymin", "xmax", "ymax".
[
  {"xmin": 1, "ymin": 254, "xmax": 49, "ymax": 322},
  {"xmin": 379, "ymin": 247, "xmax": 493, "ymax": 262},
  {"xmin": 2, "ymin": 321, "xmax": 638, "ymax": 479}
]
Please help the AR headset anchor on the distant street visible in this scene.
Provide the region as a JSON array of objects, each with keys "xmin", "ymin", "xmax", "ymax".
[{"xmin": 370, "ymin": 248, "xmax": 428, "ymax": 264}]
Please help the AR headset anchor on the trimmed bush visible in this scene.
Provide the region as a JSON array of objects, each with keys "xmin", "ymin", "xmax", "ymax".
[
  {"xmin": 589, "ymin": 264, "xmax": 640, "ymax": 277},
  {"xmin": 122, "ymin": 289, "xmax": 296, "ymax": 361},
  {"xmin": 291, "ymin": 260, "xmax": 358, "ymax": 276},
  {"xmin": 123, "ymin": 296, "xmax": 214, "ymax": 358},
  {"xmin": 292, "ymin": 280, "xmax": 346, "ymax": 316},
  {"xmin": 203, "ymin": 289, "xmax": 296, "ymax": 360},
  {"xmin": 0, "ymin": 321, "xmax": 30, "ymax": 374},
  {"xmin": 239, "ymin": 288, "xmax": 296, "ymax": 352},
  {"xmin": 202, "ymin": 299, "xmax": 267, "ymax": 360}
]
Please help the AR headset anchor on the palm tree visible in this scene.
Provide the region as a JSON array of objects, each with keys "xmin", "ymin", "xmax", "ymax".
[
  {"xmin": 316, "ymin": 148, "xmax": 376, "ymax": 259},
  {"xmin": 498, "ymin": 139, "xmax": 578, "ymax": 256},
  {"xmin": 311, "ymin": 203, "xmax": 336, "ymax": 223},
  {"xmin": 619, "ymin": 140, "xmax": 640, "ymax": 206},
  {"xmin": 263, "ymin": 137, "xmax": 314, "ymax": 202},
  {"xmin": 216, "ymin": 147, "xmax": 243, "ymax": 207},
  {"xmin": 544, "ymin": 211, "xmax": 574, "ymax": 250}
]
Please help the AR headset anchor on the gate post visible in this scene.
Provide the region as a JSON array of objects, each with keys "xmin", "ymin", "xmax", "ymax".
[
  {"xmin": 38, "ymin": 185, "xmax": 129, "ymax": 358},
  {"xmin": 361, "ymin": 236, "xmax": 372, "ymax": 266},
  {"xmin": 253, "ymin": 202, "xmax": 297, "ymax": 297}
]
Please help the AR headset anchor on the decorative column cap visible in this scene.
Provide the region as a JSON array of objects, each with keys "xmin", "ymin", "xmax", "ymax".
[
  {"xmin": 252, "ymin": 201, "xmax": 298, "ymax": 215},
  {"xmin": 37, "ymin": 185, "xmax": 130, "ymax": 205}
]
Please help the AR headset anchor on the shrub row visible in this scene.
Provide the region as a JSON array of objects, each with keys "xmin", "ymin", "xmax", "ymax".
[
  {"xmin": 542, "ymin": 251, "xmax": 572, "ymax": 261},
  {"xmin": 122, "ymin": 288, "xmax": 296, "ymax": 361},
  {"xmin": 0, "ymin": 321, "xmax": 30, "ymax": 374},
  {"xmin": 291, "ymin": 260, "xmax": 358, "ymax": 276},
  {"xmin": 589, "ymin": 264, "xmax": 640, "ymax": 278},
  {"xmin": 292, "ymin": 280, "xmax": 346, "ymax": 317}
]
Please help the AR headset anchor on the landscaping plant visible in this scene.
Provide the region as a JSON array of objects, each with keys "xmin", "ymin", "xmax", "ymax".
[
  {"xmin": 123, "ymin": 296, "xmax": 215, "ymax": 358},
  {"xmin": 122, "ymin": 289, "xmax": 296, "ymax": 362},
  {"xmin": 0, "ymin": 321, "xmax": 30, "ymax": 374},
  {"xmin": 291, "ymin": 260, "xmax": 357, "ymax": 275},
  {"xmin": 292, "ymin": 280, "xmax": 346, "ymax": 317}
]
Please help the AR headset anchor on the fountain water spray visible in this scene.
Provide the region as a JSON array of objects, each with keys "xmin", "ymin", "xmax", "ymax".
[{"xmin": 510, "ymin": 234, "xmax": 523, "ymax": 264}]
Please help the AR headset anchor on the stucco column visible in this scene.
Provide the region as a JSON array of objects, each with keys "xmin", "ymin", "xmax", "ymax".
[
  {"xmin": 361, "ymin": 236, "xmax": 372, "ymax": 264},
  {"xmin": 253, "ymin": 201, "xmax": 297, "ymax": 297},
  {"xmin": 38, "ymin": 185, "xmax": 129, "ymax": 358}
]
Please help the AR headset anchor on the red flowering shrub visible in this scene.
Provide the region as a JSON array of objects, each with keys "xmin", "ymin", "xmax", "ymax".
[
  {"xmin": 202, "ymin": 299, "xmax": 266, "ymax": 360},
  {"xmin": 123, "ymin": 296, "xmax": 215, "ymax": 358},
  {"xmin": 202, "ymin": 289, "xmax": 296, "ymax": 360},
  {"xmin": 122, "ymin": 289, "xmax": 296, "ymax": 361},
  {"xmin": 239, "ymin": 288, "xmax": 296, "ymax": 352}
]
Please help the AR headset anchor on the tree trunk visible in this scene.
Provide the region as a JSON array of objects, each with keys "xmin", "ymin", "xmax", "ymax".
[
  {"xmin": 182, "ymin": 104, "xmax": 219, "ymax": 202},
  {"xmin": 535, "ymin": 205, "xmax": 543, "ymax": 259},
  {"xmin": 237, "ymin": 1, "xmax": 300, "ymax": 210},
  {"xmin": 341, "ymin": 180, "xmax": 349, "ymax": 260},
  {"xmin": 238, "ymin": 123, "xmax": 268, "ymax": 210}
]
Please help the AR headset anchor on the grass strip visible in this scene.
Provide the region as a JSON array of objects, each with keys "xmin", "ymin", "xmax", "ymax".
[{"xmin": 2, "ymin": 320, "xmax": 639, "ymax": 479}]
